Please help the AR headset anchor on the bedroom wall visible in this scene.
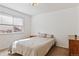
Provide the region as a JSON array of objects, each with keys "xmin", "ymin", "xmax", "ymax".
[
  {"xmin": 76, "ymin": 7, "xmax": 79, "ymax": 35},
  {"xmin": 31, "ymin": 7, "xmax": 78, "ymax": 48},
  {"xmin": 0, "ymin": 5, "xmax": 31, "ymax": 49}
]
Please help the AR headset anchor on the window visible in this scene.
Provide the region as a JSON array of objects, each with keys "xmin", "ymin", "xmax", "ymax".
[
  {"xmin": 13, "ymin": 17, "xmax": 23, "ymax": 32},
  {"xmin": 1, "ymin": 15, "xmax": 13, "ymax": 25},
  {"xmin": 0, "ymin": 14, "xmax": 23, "ymax": 34}
]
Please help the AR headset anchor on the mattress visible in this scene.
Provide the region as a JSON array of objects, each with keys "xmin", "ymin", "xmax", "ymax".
[{"xmin": 12, "ymin": 37, "xmax": 55, "ymax": 56}]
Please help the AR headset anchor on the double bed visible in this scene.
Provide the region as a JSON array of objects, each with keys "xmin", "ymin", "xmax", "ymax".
[{"xmin": 11, "ymin": 37, "xmax": 55, "ymax": 56}]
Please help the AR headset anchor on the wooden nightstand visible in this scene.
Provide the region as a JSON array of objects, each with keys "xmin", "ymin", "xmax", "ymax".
[
  {"xmin": 69, "ymin": 39, "xmax": 79, "ymax": 56},
  {"xmin": 69, "ymin": 35, "xmax": 79, "ymax": 56}
]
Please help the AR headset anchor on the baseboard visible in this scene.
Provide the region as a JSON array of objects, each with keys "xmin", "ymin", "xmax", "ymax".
[
  {"xmin": 56, "ymin": 46, "xmax": 69, "ymax": 50},
  {"xmin": 56, "ymin": 44, "xmax": 69, "ymax": 49}
]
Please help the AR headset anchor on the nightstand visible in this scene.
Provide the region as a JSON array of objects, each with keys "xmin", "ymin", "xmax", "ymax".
[{"xmin": 69, "ymin": 35, "xmax": 79, "ymax": 56}]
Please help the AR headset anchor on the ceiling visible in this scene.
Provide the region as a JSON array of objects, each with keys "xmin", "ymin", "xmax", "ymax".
[{"xmin": 0, "ymin": 3, "xmax": 79, "ymax": 16}]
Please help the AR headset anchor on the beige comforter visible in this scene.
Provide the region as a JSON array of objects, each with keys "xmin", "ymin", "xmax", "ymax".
[{"xmin": 12, "ymin": 37, "xmax": 55, "ymax": 56}]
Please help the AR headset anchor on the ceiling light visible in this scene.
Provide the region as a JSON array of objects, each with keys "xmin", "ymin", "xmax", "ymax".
[
  {"xmin": 32, "ymin": 0, "xmax": 38, "ymax": 7},
  {"xmin": 32, "ymin": 3, "xmax": 38, "ymax": 7}
]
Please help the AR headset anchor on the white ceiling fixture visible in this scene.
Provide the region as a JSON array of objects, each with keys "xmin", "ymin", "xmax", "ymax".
[
  {"xmin": 32, "ymin": 3, "xmax": 38, "ymax": 7},
  {"xmin": 32, "ymin": 0, "xmax": 39, "ymax": 7},
  {"xmin": 0, "ymin": 3, "xmax": 79, "ymax": 16}
]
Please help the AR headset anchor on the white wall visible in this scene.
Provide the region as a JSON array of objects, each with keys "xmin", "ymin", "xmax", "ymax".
[
  {"xmin": 31, "ymin": 7, "xmax": 78, "ymax": 48},
  {"xmin": 76, "ymin": 7, "xmax": 79, "ymax": 35},
  {"xmin": 0, "ymin": 5, "xmax": 31, "ymax": 49}
]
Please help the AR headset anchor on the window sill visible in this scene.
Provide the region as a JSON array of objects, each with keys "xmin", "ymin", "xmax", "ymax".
[{"xmin": 0, "ymin": 32, "xmax": 24, "ymax": 35}]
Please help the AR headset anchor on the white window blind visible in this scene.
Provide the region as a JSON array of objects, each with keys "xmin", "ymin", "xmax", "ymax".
[
  {"xmin": 13, "ymin": 17, "xmax": 23, "ymax": 26},
  {"xmin": 0, "ymin": 13, "xmax": 24, "ymax": 34},
  {"xmin": 1, "ymin": 15, "xmax": 13, "ymax": 25}
]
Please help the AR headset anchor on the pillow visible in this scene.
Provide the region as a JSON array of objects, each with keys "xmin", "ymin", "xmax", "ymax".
[
  {"xmin": 47, "ymin": 34, "xmax": 54, "ymax": 38},
  {"xmin": 37, "ymin": 33, "xmax": 54, "ymax": 38},
  {"xmin": 40, "ymin": 33, "xmax": 47, "ymax": 38},
  {"xmin": 37, "ymin": 33, "xmax": 47, "ymax": 38}
]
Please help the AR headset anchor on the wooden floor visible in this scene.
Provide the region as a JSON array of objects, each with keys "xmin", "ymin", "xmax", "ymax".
[
  {"xmin": 47, "ymin": 46, "xmax": 69, "ymax": 56},
  {"xmin": 0, "ymin": 46, "xmax": 69, "ymax": 56}
]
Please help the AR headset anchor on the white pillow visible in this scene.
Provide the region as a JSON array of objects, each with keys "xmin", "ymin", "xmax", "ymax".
[
  {"xmin": 38, "ymin": 33, "xmax": 47, "ymax": 38},
  {"xmin": 40, "ymin": 33, "xmax": 47, "ymax": 38},
  {"xmin": 37, "ymin": 33, "xmax": 54, "ymax": 38},
  {"xmin": 47, "ymin": 34, "xmax": 54, "ymax": 38}
]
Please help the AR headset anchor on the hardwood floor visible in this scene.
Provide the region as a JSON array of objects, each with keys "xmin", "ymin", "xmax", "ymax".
[
  {"xmin": 47, "ymin": 46, "xmax": 69, "ymax": 56},
  {"xmin": 0, "ymin": 46, "xmax": 69, "ymax": 56}
]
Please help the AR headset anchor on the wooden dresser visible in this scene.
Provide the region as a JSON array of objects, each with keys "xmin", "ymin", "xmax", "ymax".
[{"xmin": 69, "ymin": 35, "xmax": 79, "ymax": 56}]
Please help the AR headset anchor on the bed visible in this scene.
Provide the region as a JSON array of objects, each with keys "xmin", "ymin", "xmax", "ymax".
[{"xmin": 11, "ymin": 37, "xmax": 55, "ymax": 56}]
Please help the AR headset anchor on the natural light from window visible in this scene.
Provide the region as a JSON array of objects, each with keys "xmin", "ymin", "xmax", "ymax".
[{"xmin": 0, "ymin": 13, "xmax": 23, "ymax": 34}]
